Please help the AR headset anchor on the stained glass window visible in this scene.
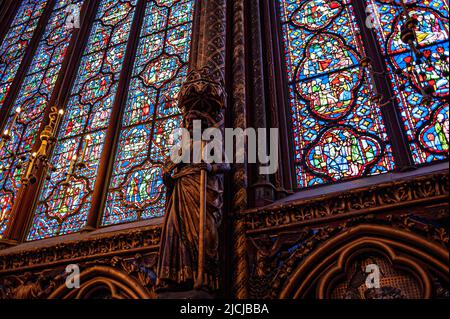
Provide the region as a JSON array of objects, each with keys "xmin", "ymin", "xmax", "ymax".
[
  {"xmin": 27, "ymin": 0, "xmax": 137, "ymax": 241},
  {"xmin": 2, "ymin": 0, "xmax": 444, "ymax": 241},
  {"xmin": 101, "ymin": 0, "xmax": 194, "ymax": 226},
  {"xmin": 0, "ymin": 0, "xmax": 49, "ymax": 109},
  {"xmin": 365, "ymin": 0, "xmax": 449, "ymax": 164},
  {"xmin": 0, "ymin": 0, "xmax": 83, "ymax": 238},
  {"xmin": 279, "ymin": 0, "xmax": 396, "ymax": 188}
]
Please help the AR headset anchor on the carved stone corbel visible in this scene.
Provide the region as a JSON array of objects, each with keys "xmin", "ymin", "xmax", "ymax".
[{"xmin": 178, "ymin": 66, "xmax": 227, "ymax": 118}]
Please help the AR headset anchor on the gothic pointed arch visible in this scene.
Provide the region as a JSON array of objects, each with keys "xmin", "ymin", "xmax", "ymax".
[{"xmin": 48, "ymin": 265, "xmax": 154, "ymax": 299}]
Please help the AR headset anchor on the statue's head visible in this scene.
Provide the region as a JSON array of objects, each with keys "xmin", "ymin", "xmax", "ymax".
[{"xmin": 178, "ymin": 66, "xmax": 226, "ymax": 132}]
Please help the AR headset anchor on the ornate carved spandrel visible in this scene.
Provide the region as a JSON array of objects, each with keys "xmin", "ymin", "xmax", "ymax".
[
  {"xmin": 248, "ymin": 230, "xmax": 311, "ymax": 299},
  {"xmin": 0, "ymin": 268, "xmax": 66, "ymax": 299},
  {"xmin": 0, "ymin": 253, "xmax": 158, "ymax": 299}
]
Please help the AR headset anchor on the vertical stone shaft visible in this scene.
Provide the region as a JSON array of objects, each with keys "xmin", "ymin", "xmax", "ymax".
[
  {"xmin": 248, "ymin": 0, "xmax": 275, "ymax": 206},
  {"xmin": 189, "ymin": 0, "xmax": 227, "ymax": 85},
  {"xmin": 231, "ymin": 0, "xmax": 249, "ymax": 299}
]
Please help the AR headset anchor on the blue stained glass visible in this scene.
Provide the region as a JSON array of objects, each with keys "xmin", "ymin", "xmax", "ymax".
[
  {"xmin": 279, "ymin": 0, "xmax": 395, "ymax": 188},
  {"xmin": 0, "ymin": 0, "xmax": 49, "ymax": 109},
  {"xmin": 0, "ymin": 0, "xmax": 83, "ymax": 238},
  {"xmin": 27, "ymin": 0, "xmax": 137, "ymax": 241},
  {"xmin": 101, "ymin": 0, "xmax": 194, "ymax": 226},
  {"xmin": 365, "ymin": 0, "xmax": 449, "ymax": 164}
]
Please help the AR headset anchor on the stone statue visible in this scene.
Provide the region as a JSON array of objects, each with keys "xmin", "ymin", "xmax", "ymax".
[{"xmin": 156, "ymin": 68, "xmax": 228, "ymax": 294}]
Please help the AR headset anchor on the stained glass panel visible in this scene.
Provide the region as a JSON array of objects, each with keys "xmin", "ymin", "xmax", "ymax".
[
  {"xmin": 365, "ymin": 0, "xmax": 449, "ymax": 164},
  {"xmin": 0, "ymin": 0, "xmax": 83, "ymax": 238},
  {"xmin": 101, "ymin": 0, "xmax": 194, "ymax": 226},
  {"xmin": 279, "ymin": 0, "xmax": 396, "ymax": 188},
  {"xmin": 0, "ymin": 0, "xmax": 49, "ymax": 109},
  {"xmin": 27, "ymin": 0, "xmax": 137, "ymax": 241}
]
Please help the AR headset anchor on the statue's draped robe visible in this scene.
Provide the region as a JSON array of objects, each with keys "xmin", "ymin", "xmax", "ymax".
[{"xmin": 157, "ymin": 165, "xmax": 223, "ymax": 291}]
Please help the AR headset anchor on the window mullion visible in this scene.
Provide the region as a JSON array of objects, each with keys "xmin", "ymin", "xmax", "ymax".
[
  {"xmin": 85, "ymin": 0, "xmax": 148, "ymax": 230},
  {"xmin": 351, "ymin": 0, "xmax": 415, "ymax": 171},
  {"xmin": 263, "ymin": 0, "xmax": 297, "ymax": 192}
]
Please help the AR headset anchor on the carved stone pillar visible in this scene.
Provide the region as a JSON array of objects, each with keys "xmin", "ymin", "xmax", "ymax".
[
  {"xmin": 261, "ymin": 0, "xmax": 295, "ymax": 198},
  {"xmin": 189, "ymin": 0, "xmax": 226, "ymax": 83},
  {"xmin": 178, "ymin": 0, "xmax": 227, "ymax": 130},
  {"xmin": 231, "ymin": 0, "xmax": 249, "ymax": 299},
  {"xmin": 247, "ymin": 0, "xmax": 276, "ymax": 207}
]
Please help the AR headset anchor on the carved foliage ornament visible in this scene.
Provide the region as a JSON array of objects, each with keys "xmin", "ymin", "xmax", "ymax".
[
  {"xmin": 0, "ymin": 254, "xmax": 158, "ymax": 299},
  {"xmin": 0, "ymin": 226, "xmax": 161, "ymax": 273},
  {"xmin": 242, "ymin": 172, "xmax": 449, "ymax": 232}
]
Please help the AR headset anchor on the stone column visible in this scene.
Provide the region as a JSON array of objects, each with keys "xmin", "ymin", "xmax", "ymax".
[{"xmin": 230, "ymin": 0, "xmax": 249, "ymax": 299}]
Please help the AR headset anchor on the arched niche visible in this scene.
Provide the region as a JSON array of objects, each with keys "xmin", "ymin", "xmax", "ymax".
[
  {"xmin": 278, "ymin": 224, "xmax": 448, "ymax": 299},
  {"xmin": 48, "ymin": 265, "xmax": 154, "ymax": 299}
]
